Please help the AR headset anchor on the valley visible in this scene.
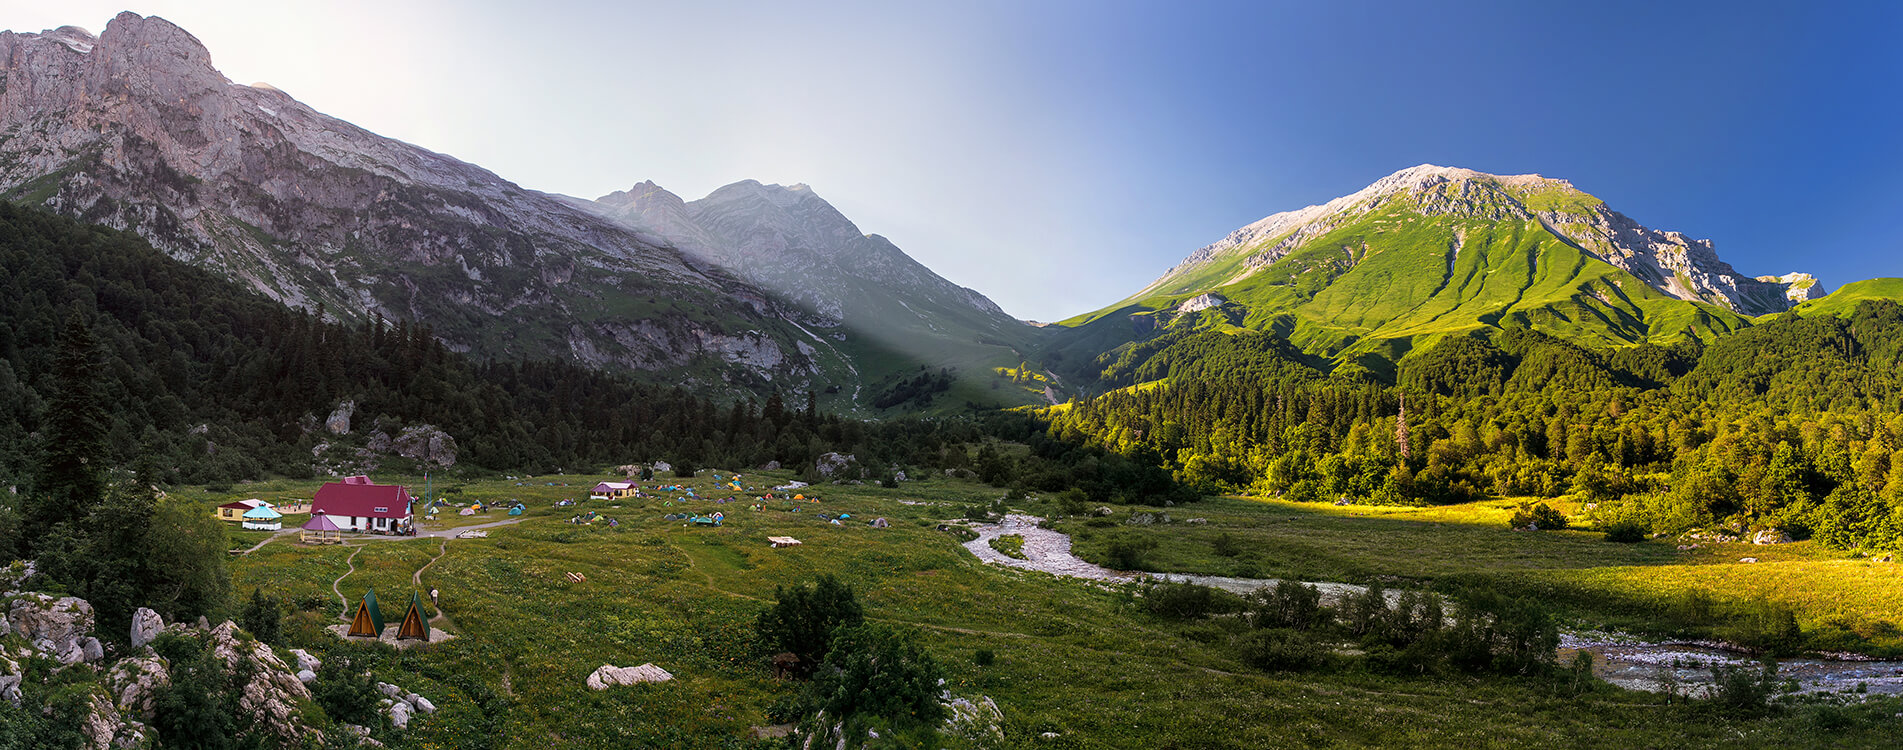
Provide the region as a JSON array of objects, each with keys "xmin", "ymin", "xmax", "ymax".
[{"xmin": 2, "ymin": 7, "xmax": 1902, "ymax": 749}]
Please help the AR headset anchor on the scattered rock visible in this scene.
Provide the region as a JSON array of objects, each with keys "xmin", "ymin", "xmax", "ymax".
[
  {"xmin": 289, "ymin": 648, "xmax": 321, "ymax": 674},
  {"xmin": 652, "ymin": 460, "xmax": 672, "ymax": 473},
  {"xmin": 893, "ymin": 471, "xmax": 908, "ymax": 482},
  {"xmin": 762, "ymin": 460, "xmax": 781, "ymax": 471},
  {"xmin": 940, "ymin": 693, "xmax": 1005, "ymax": 747},
  {"xmin": 377, "ymin": 681, "xmax": 402, "ymax": 699},
  {"xmin": 0, "ymin": 655, "xmax": 21, "ymax": 706},
  {"xmin": 1185, "ymin": 518, "xmax": 1208, "ymax": 525},
  {"xmin": 325, "ymin": 400, "xmax": 355, "ymax": 435},
  {"xmin": 1752, "ymin": 529, "xmax": 1794, "ymax": 545},
  {"xmin": 131, "ymin": 607, "xmax": 164, "ymax": 648},
  {"xmin": 586, "ymin": 663, "xmax": 673, "ymax": 690},
  {"xmin": 1126, "ymin": 513, "xmax": 1156, "ymax": 526},
  {"xmin": 388, "ymin": 699, "xmax": 413, "ymax": 729},
  {"xmin": 408, "ymin": 693, "xmax": 437, "ymax": 715},
  {"xmin": 80, "ymin": 636, "xmax": 105, "ymax": 663},
  {"xmin": 80, "ymin": 689, "xmax": 132, "ymax": 750},
  {"xmin": 1094, "ymin": 507, "xmax": 1114, "ymax": 517},
  {"xmin": 1874, "ymin": 554, "xmax": 1894, "ymax": 563},
  {"xmin": 1739, "ymin": 557, "xmax": 1759, "ymax": 564},
  {"xmin": 296, "ymin": 669, "xmax": 316, "ymax": 684}
]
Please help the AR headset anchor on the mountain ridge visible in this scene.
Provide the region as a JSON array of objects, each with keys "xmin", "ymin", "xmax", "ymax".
[{"xmin": 0, "ymin": 12, "xmax": 838, "ymax": 394}]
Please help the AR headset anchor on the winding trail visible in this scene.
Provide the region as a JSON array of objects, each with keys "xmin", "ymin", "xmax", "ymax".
[{"xmin": 332, "ymin": 546, "xmax": 363, "ymax": 618}]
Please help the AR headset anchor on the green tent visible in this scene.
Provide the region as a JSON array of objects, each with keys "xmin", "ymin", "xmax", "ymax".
[
  {"xmin": 349, "ymin": 588, "xmax": 385, "ymax": 638},
  {"xmin": 397, "ymin": 592, "xmax": 432, "ymax": 641}
]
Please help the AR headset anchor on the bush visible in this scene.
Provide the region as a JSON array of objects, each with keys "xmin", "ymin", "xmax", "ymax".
[
  {"xmin": 1235, "ymin": 628, "xmax": 1327, "ymax": 672},
  {"xmin": 973, "ymin": 649, "xmax": 995, "ymax": 666},
  {"xmin": 808, "ymin": 624, "xmax": 945, "ymax": 724},
  {"xmin": 1104, "ymin": 532, "xmax": 1157, "ymax": 570},
  {"xmin": 1724, "ymin": 599, "xmax": 1804, "ymax": 656},
  {"xmin": 1509, "ymin": 501, "xmax": 1568, "ymax": 531},
  {"xmin": 1250, "ymin": 580, "xmax": 1327, "ymax": 631},
  {"xmin": 1602, "ymin": 518, "xmax": 1648, "ymax": 543},
  {"xmin": 1707, "ymin": 658, "xmax": 1787, "ymax": 715},
  {"xmin": 312, "ymin": 655, "xmax": 383, "ymax": 728},
  {"xmin": 756, "ymin": 574, "xmax": 865, "ymax": 678},
  {"xmin": 1211, "ymin": 532, "xmax": 1242, "ymax": 557},
  {"xmin": 1140, "ymin": 581, "xmax": 1240, "ymax": 620},
  {"xmin": 988, "ymin": 534, "xmax": 1026, "ymax": 560}
]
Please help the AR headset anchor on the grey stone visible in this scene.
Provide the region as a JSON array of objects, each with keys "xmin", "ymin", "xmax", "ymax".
[
  {"xmin": 131, "ymin": 608, "xmax": 164, "ymax": 649},
  {"xmin": 296, "ymin": 669, "xmax": 316, "ymax": 684}
]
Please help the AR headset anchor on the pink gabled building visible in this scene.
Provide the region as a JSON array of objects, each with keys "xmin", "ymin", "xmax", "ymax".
[{"xmin": 311, "ymin": 476, "xmax": 414, "ymax": 533}]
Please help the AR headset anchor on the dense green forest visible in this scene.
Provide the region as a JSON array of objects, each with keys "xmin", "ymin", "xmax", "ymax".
[
  {"xmin": 1046, "ymin": 314, "xmax": 1903, "ymax": 551},
  {"xmin": 0, "ymin": 203, "xmax": 1175, "ymax": 498}
]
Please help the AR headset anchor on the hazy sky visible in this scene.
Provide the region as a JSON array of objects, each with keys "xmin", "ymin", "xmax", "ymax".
[{"xmin": 5, "ymin": 1, "xmax": 1900, "ymax": 321}]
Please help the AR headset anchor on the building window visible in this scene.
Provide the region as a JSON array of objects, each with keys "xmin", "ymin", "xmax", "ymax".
[{"xmin": 374, "ymin": 507, "xmax": 388, "ymax": 513}]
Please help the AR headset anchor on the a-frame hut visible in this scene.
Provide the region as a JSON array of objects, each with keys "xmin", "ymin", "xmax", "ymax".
[
  {"xmin": 397, "ymin": 592, "xmax": 432, "ymax": 641},
  {"xmin": 349, "ymin": 588, "xmax": 385, "ymax": 638}
]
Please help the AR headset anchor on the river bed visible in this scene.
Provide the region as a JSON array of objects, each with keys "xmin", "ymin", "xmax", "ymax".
[{"xmin": 961, "ymin": 513, "xmax": 1903, "ymax": 696}]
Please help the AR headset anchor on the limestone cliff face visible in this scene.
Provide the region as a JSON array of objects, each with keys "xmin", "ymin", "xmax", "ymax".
[
  {"xmin": 0, "ymin": 13, "xmax": 816, "ymax": 389},
  {"xmin": 1135, "ymin": 165, "xmax": 1816, "ymax": 316}
]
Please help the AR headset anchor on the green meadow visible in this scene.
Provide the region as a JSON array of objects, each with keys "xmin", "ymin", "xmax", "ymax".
[{"xmin": 205, "ymin": 473, "xmax": 1902, "ymax": 748}]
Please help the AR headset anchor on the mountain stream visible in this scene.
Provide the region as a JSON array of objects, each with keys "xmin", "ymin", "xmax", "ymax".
[{"xmin": 962, "ymin": 514, "xmax": 1903, "ymax": 696}]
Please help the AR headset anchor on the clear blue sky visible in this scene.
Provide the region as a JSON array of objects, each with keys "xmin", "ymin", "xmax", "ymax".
[{"xmin": 5, "ymin": 1, "xmax": 1901, "ymax": 320}]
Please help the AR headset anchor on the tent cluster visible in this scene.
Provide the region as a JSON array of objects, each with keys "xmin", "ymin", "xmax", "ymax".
[{"xmin": 348, "ymin": 587, "xmax": 432, "ymax": 641}]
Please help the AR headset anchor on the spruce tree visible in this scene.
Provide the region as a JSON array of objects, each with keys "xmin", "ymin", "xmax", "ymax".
[{"xmin": 25, "ymin": 313, "xmax": 108, "ymax": 551}]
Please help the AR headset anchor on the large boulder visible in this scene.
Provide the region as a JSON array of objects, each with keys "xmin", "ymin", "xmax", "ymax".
[
  {"xmin": 8, "ymin": 593, "xmax": 94, "ymax": 659},
  {"xmin": 106, "ymin": 653, "xmax": 172, "ymax": 720},
  {"xmin": 288, "ymin": 648, "xmax": 321, "ymax": 674},
  {"xmin": 131, "ymin": 608, "xmax": 165, "ymax": 649},
  {"xmin": 326, "ymin": 400, "xmax": 355, "ymax": 435},
  {"xmin": 1752, "ymin": 528, "xmax": 1794, "ymax": 545},
  {"xmin": 586, "ymin": 663, "xmax": 673, "ymax": 690},
  {"xmin": 393, "ymin": 424, "xmax": 459, "ymax": 468},
  {"xmin": 208, "ymin": 621, "xmax": 316, "ymax": 744},
  {"xmin": 814, "ymin": 452, "xmax": 855, "ymax": 478}
]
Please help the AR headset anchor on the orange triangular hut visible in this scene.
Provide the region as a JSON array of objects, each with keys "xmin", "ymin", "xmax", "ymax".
[
  {"xmin": 349, "ymin": 588, "xmax": 385, "ymax": 638},
  {"xmin": 397, "ymin": 592, "xmax": 432, "ymax": 641}
]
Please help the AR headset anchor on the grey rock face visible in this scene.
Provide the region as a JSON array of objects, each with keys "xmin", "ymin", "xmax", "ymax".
[
  {"xmin": 207, "ymin": 621, "xmax": 316, "ymax": 744},
  {"xmin": 325, "ymin": 401, "xmax": 355, "ymax": 435},
  {"xmin": 0, "ymin": 13, "xmax": 818, "ymax": 389}
]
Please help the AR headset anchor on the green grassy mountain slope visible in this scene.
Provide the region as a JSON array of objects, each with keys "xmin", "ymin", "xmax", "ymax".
[
  {"xmin": 1047, "ymin": 166, "xmax": 1784, "ymax": 383},
  {"xmin": 1787, "ymin": 278, "xmax": 1903, "ymax": 318}
]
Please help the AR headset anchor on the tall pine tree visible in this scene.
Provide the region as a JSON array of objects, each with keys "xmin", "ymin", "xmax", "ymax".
[{"xmin": 26, "ymin": 313, "xmax": 108, "ymax": 551}]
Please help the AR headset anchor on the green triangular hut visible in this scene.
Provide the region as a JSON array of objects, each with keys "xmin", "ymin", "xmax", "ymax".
[
  {"xmin": 349, "ymin": 588, "xmax": 385, "ymax": 638},
  {"xmin": 397, "ymin": 593, "xmax": 432, "ymax": 641}
]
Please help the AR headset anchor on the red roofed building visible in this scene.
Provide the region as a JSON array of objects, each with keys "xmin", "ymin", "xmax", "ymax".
[{"xmin": 312, "ymin": 478, "xmax": 414, "ymax": 534}]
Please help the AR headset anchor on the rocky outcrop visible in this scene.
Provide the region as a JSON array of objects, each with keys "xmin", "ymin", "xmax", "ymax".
[
  {"xmin": 392, "ymin": 424, "xmax": 458, "ymax": 468},
  {"xmin": 8, "ymin": 593, "xmax": 96, "ymax": 663},
  {"xmin": 80, "ymin": 688, "xmax": 144, "ymax": 750},
  {"xmin": 0, "ymin": 655, "xmax": 21, "ymax": 706},
  {"xmin": 1176, "ymin": 293, "xmax": 1226, "ymax": 313},
  {"xmin": 207, "ymin": 621, "xmax": 316, "ymax": 743},
  {"xmin": 106, "ymin": 653, "xmax": 171, "ymax": 720},
  {"xmin": 814, "ymin": 452, "xmax": 856, "ymax": 478},
  {"xmin": 586, "ymin": 663, "xmax": 673, "ymax": 690}
]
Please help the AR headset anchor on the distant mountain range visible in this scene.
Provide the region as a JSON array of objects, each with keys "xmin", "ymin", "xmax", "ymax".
[
  {"xmin": 2, "ymin": 13, "xmax": 1897, "ymax": 407},
  {"xmin": 0, "ymin": 12, "xmax": 1044, "ymax": 411}
]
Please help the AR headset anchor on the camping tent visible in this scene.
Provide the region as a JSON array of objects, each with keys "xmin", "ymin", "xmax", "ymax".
[
  {"xmin": 242, "ymin": 504, "xmax": 283, "ymax": 531},
  {"xmin": 397, "ymin": 592, "xmax": 432, "ymax": 641},
  {"xmin": 349, "ymin": 588, "xmax": 385, "ymax": 638},
  {"xmin": 300, "ymin": 511, "xmax": 342, "ymax": 544}
]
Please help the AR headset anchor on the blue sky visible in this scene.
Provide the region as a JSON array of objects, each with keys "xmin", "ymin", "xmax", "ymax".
[{"xmin": 5, "ymin": 1, "xmax": 1901, "ymax": 321}]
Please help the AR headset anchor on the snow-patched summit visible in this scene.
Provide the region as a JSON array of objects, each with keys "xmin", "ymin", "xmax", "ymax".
[{"xmin": 1135, "ymin": 165, "xmax": 1814, "ymax": 315}]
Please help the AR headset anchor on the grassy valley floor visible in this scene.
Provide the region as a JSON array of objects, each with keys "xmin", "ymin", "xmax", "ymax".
[{"xmin": 194, "ymin": 475, "xmax": 1903, "ymax": 748}]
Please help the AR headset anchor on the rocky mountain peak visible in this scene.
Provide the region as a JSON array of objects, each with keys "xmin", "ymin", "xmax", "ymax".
[{"xmin": 1132, "ymin": 165, "xmax": 1815, "ymax": 316}]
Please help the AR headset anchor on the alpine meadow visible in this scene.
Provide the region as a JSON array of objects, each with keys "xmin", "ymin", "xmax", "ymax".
[{"xmin": 1, "ymin": 5, "xmax": 1901, "ymax": 750}]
